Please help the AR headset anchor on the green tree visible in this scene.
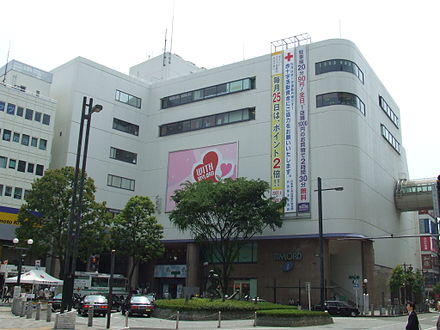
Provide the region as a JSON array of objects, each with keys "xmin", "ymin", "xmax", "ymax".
[
  {"xmin": 16, "ymin": 167, "xmax": 111, "ymax": 277},
  {"xmin": 170, "ymin": 178, "xmax": 286, "ymax": 298},
  {"xmin": 389, "ymin": 264, "xmax": 424, "ymax": 303},
  {"xmin": 110, "ymin": 196, "xmax": 164, "ymax": 290}
]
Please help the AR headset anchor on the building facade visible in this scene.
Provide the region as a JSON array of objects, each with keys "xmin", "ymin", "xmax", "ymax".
[
  {"xmin": 0, "ymin": 38, "xmax": 424, "ymax": 306},
  {"xmin": 0, "ymin": 60, "xmax": 56, "ymax": 240}
]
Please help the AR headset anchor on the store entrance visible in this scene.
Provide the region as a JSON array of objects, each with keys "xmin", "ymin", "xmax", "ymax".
[{"xmin": 233, "ymin": 280, "xmax": 250, "ymax": 299}]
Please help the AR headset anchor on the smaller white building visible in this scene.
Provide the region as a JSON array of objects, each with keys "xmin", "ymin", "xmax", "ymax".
[{"xmin": 0, "ymin": 60, "xmax": 56, "ymax": 240}]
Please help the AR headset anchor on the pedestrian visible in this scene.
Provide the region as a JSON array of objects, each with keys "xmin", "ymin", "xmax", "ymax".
[
  {"xmin": 436, "ymin": 302, "xmax": 440, "ymax": 330},
  {"xmin": 405, "ymin": 301, "xmax": 420, "ymax": 330}
]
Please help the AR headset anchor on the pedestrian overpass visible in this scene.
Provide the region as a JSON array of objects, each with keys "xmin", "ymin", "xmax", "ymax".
[{"xmin": 394, "ymin": 178, "xmax": 437, "ymax": 211}]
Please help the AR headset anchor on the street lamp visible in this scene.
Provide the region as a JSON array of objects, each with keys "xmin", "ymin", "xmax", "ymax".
[
  {"xmin": 12, "ymin": 238, "xmax": 33, "ymax": 287},
  {"xmin": 61, "ymin": 97, "xmax": 102, "ymax": 312},
  {"xmin": 316, "ymin": 177, "xmax": 344, "ymax": 307}
]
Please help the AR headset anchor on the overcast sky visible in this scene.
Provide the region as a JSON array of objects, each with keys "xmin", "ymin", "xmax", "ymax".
[{"xmin": 1, "ymin": 0, "xmax": 439, "ymax": 180}]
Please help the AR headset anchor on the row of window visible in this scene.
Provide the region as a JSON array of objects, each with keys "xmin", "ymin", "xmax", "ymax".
[
  {"xmin": 401, "ymin": 184, "xmax": 433, "ymax": 194},
  {"xmin": 0, "ymin": 155, "xmax": 45, "ymax": 175},
  {"xmin": 420, "ymin": 218, "xmax": 438, "ymax": 235},
  {"xmin": 113, "ymin": 118, "xmax": 139, "ymax": 136},
  {"xmin": 160, "ymin": 107, "xmax": 256, "ymax": 137},
  {"xmin": 315, "ymin": 59, "xmax": 364, "ymax": 83},
  {"xmin": 161, "ymin": 77, "xmax": 256, "ymax": 109},
  {"xmin": 316, "ymin": 92, "xmax": 365, "ymax": 115},
  {"xmin": 0, "ymin": 184, "xmax": 30, "ymax": 200},
  {"xmin": 1, "ymin": 128, "xmax": 48, "ymax": 150},
  {"xmin": 0, "ymin": 101, "xmax": 51, "ymax": 125},
  {"xmin": 379, "ymin": 96, "xmax": 399, "ymax": 128},
  {"xmin": 115, "ymin": 90, "xmax": 142, "ymax": 109},
  {"xmin": 110, "ymin": 147, "xmax": 137, "ymax": 164},
  {"xmin": 107, "ymin": 174, "xmax": 135, "ymax": 191},
  {"xmin": 381, "ymin": 124, "xmax": 400, "ymax": 153}
]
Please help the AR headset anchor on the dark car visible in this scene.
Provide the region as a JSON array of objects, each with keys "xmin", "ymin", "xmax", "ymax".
[
  {"xmin": 77, "ymin": 295, "xmax": 109, "ymax": 316},
  {"xmin": 49, "ymin": 293, "xmax": 82, "ymax": 311},
  {"xmin": 315, "ymin": 300, "xmax": 359, "ymax": 317},
  {"xmin": 49, "ymin": 293, "xmax": 63, "ymax": 311},
  {"xmin": 122, "ymin": 295, "xmax": 155, "ymax": 317}
]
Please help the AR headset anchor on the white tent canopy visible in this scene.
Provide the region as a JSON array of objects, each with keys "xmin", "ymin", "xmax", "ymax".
[{"xmin": 5, "ymin": 269, "xmax": 63, "ymax": 286}]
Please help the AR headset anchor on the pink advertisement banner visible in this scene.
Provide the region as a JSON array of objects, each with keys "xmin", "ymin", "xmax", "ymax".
[{"xmin": 165, "ymin": 142, "xmax": 238, "ymax": 212}]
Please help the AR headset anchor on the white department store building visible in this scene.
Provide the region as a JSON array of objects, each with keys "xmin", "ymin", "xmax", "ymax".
[{"xmin": 1, "ymin": 38, "xmax": 424, "ymax": 305}]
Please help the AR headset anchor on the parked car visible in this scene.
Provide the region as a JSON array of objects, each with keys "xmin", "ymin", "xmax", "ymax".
[
  {"xmin": 77, "ymin": 295, "xmax": 109, "ymax": 316},
  {"xmin": 122, "ymin": 295, "xmax": 155, "ymax": 317},
  {"xmin": 314, "ymin": 300, "xmax": 359, "ymax": 317},
  {"xmin": 49, "ymin": 293, "xmax": 82, "ymax": 311}
]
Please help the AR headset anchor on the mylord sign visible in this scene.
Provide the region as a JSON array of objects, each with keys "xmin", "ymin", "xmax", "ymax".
[{"xmin": 273, "ymin": 250, "xmax": 303, "ymax": 272}]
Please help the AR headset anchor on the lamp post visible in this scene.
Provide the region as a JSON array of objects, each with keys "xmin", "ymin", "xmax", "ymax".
[
  {"xmin": 106, "ymin": 250, "xmax": 115, "ymax": 329},
  {"xmin": 12, "ymin": 238, "xmax": 33, "ymax": 287},
  {"xmin": 61, "ymin": 97, "xmax": 102, "ymax": 312},
  {"xmin": 316, "ymin": 177, "xmax": 343, "ymax": 307}
]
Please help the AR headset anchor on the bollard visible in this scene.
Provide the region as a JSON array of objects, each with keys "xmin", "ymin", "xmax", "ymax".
[
  {"xmin": 26, "ymin": 302, "xmax": 32, "ymax": 319},
  {"xmin": 218, "ymin": 310, "xmax": 221, "ymax": 328},
  {"xmin": 88, "ymin": 306, "xmax": 94, "ymax": 327},
  {"xmin": 36, "ymin": 303, "xmax": 41, "ymax": 320},
  {"xmin": 125, "ymin": 311, "xmax": 129, "ymax": 328},
  {"xmin": 46, "ymin": 303, "xmax": 52, "ymax": 322},
  {"xmin": 20, "ymin": 300, "xmax": 26, "ymax": 317},
  {"xmin": 253, "ymin": 311, "xmax": 257, "ymax": 327},
  {"xmin": 370, "ymin": 304, "xmax": 374, "ymax": 316},
  {"xmin": 176, "ymin": 310, "xmax": 180, "ymax": 329}
]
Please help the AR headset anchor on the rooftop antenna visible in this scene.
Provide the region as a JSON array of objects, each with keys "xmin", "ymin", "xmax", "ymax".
[
  {"xmin": 2, "ymin": 41, "xmax": 11, "ymax": 83},
  {"xmin": 162, "ymin": 28, "xmax": 167, "ymax": 67},
  {"xmin": 339, "ymin": 19, "xmax": 342, "ymax": 38},
  {"xmin": 169, "ymin": 0, "xmax": 175, "ymax": 64}
]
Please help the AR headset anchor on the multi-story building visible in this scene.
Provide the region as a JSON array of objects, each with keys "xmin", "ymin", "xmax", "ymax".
[
  {"xmin": 0, "ymin": 37, "xmax": 426, "ymax": 306},
  {"xmin": 47, "ymin": 38, "xmax": 421, "ymax": 306},
  {"xmin": 0, "ymin": 60, "xmax": 56, "ymax": 242}
]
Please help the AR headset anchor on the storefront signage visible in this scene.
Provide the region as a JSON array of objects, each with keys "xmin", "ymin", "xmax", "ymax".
[
  {"xmin": 154, "ymin": 264, "xmax": 187, "ymax": 278},
  {"xmin": 273, "ymin": 250, "xmax": 303, "ymax": 262}
]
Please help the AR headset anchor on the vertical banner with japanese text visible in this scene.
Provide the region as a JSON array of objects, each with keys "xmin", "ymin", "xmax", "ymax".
[
  {"xmin": 271, "ymin": 51, "xmax": 284, "ymax": 202},
  {"xmin": 283, "ymin": 49, "xmax": 297, "ymax": 213},
  {"xmin": 296, "ymin": 45, "xmax": 310, "ymax": 213}
]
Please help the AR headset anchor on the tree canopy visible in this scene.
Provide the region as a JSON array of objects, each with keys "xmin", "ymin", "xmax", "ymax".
[
  {"xmin": 16, "ymin": 167, "xmax": 111, "ymax": 277},
  {"xmin": 389, "ymin": 264, "xmax": 424, "ymax": 303},
  {"xmin": 110, "ymin": 195, "xmax": 164, "ymax": 289},
  {"xmin": 170, "ymin": 178, "xmax": 286, "ymax": 296}
]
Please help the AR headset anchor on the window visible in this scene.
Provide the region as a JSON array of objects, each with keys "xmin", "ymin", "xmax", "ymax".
[
  {"xmin": 6, "ymin": 103, "xmax": 15, "ymax": 115},
  {"xmin": 35, "ymin": 164, "xmax": 44, "ymax": 176},
  {"xmin": 39, "ymin": 139, "xmax": 47, "ymax": 150},
  {"xmin": 112, "ymin": 118, "xmax": 139, "ymax": 136},
  {"xmin": 0, "ymin": 156, "xmax": 7, "ymax": 168},
  {"xmin": 315, "ymin": 59, "xmax": 364, "ymax": 83},
  {"xmin": 161, "ymin": 77, "xmax": 256, "ymax": 109},
  {"xmin": 115, "ymin": 90, "xmax": 142, "ymax": 108},
  {"xmin": 27, "ymin": 163, "xmax": 34, "ymax": 173},
  {"xmin": 381, "ymin": 124, "xmax": 401, "ymax": 154},
  {"xmin": 110, "ymin": 147, "xmax": 137, "ymax": 164},
  {"xmin": 42, "ymin": 114, "xmax": 50, "ymax": 125},
  {"xmin": 24, "ymin": 190, "xmax": 31, "ymax": 199},
  {"xmin": 160, "ymin": 107, "xmax": 256, "ymax": 136},
  {"xmin": 0, "ymin": 101, "xmax": 5, "ymax": 111},
  {"xmin": 5, "ymin": 186, "xmax": 12, "ymax": 197},
  {"xmin": 16, "ymin": 106, "xmax": 24, "ymax": 117},
  {"xmin": 316, "ymin": 92, "xmax": 365, "ymax": 115},
  {"xmin": 107, "ymin": 174, "xmax": 135, "ymax": 191},
  {"xmin": 12, "ymin": 132, "xmax": 20, "ymax": 143},
  {"xmin": 31, "ymin": 137, "xmax": 38, "ymax": 147},
  {"xmin": 9, "ymin": 159, "xmax": 16, "ymax": 169},
  {"xmin": 379, "ymin": 96, "xmax": 399, "ymax": 128},
  {"xmin": 17, "ymin": 160, "xmax": 26, "ymax": 172},
  {"xmin": 21, "ymin": 134, "xmax": 30, "ymax": 146},
  {"xmin": 13, "ymin": 187, "xmax": 23, "ymax": 199},
  {"xmin": 34, "ymin": 112, "xmax": 42, "ymax": 122},
  {"xmin": 3, "ymin": 129, "xmax": 11, "ymax": 141},
  {"xmin": 0, "ymin": 184, "xmax": 3, "ymax": 196},
  {"xmin": 25, "ymin": 108, "xmax": 33, "ymax": 120}
]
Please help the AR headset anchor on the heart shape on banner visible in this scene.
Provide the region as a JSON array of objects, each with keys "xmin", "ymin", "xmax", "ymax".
[
  {"xmin": 193, "ymin": 151, "xmax": 218, "ymax": 182},
  {"xmin": 220, "ymin": 163, "xmax": 233, "ymax": 177}
]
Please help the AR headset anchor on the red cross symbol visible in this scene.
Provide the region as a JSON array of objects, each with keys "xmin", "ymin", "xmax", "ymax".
[{"xmin": 284, "ymin": 52, "xmax": 293, "ymax": 62}]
